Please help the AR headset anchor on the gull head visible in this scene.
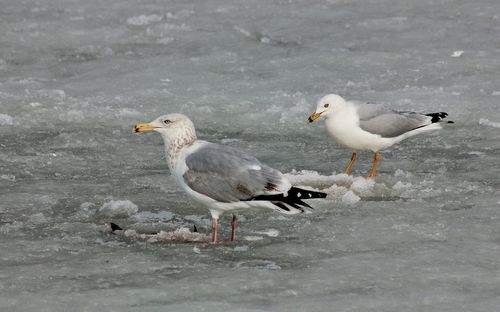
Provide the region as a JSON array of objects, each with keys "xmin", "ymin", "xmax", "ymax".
[
  {"xmin": 308, "ymin": 94, "xmax": 345, "ymax": 123},
  {"xmin": 134, "ymin": 113, "xmax": 196, "ymax": 142}
]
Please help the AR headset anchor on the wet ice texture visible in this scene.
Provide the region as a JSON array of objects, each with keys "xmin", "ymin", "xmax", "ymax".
[
  {"xmin": 98, "ymin": 199, "xmax": 139, "ymax": 218},
  {"xmin": 1, "ymin": 0, "xmax": 500, "ymax": 311},
  {"xmin": 106, "ymin": 225, "xmax": 210, "ymax": 244}
]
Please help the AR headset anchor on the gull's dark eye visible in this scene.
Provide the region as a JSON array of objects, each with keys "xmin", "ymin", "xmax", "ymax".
[
  {"xmin": 163, "ymin": 119, "xmax": 172, "ymax": 124},
  {"xmin": 324, "ymin": 103, "xmax": 329, "ymax": 108}
]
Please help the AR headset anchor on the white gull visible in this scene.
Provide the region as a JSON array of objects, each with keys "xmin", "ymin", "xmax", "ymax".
[{"xmin": 308, "ymin": 94, "xmax": 452, "ymax": 178}]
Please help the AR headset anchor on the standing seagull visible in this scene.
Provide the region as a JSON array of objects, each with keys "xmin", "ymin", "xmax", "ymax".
[
  {"xmin": 308, "ymin": 94, "xmax": 452, "ymax": 178},
  {"xmin": 134, "ymin": 114, "xmax": 326, "ymax": 243}
]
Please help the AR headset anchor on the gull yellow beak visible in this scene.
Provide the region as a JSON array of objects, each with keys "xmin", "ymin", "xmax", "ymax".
[
  {"xmin": 308, "ymin": 112, "xmax": 322, "ymax": 124},
  {"xmin": 134, "ymin": 123, "xmax": 157, "ymax": 133}
]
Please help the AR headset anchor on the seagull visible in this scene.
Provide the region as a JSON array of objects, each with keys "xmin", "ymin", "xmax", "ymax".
[
  {"xmin": 308, "ymin": 94, "xmax": 452, "ymax": 178},
  {"xmin": 134, "ymin": 114, "xmax": 327, "ymax": 243}
]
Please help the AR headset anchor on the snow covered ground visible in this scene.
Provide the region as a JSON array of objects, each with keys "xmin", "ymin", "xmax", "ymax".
[{"xmin": 1, "ymin": 0, "xmax": 500, "ymax": 311}]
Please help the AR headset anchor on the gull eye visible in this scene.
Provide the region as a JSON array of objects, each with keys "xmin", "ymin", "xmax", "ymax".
[
  {"xmin": 163, "ymin": 119, "xmax": 172, "ymax": 124},
  {"xmin": 324, "ymin": 103, "xmax": 329, "ymax": 108}
]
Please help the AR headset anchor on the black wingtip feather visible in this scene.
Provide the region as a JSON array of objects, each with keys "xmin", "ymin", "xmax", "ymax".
[
  {"xmin": 274, "ymin": 202, "xmax": 291, "ymax": 212},
  {"xmin": 245, "ymin": 187, "xmax": 327, "ymax": 213},
  {"xmin": 289, "ymin": 187, "xmax": 327, "ymax": 199},
  {"xmin": 426, "ymin": 112, "xmax": 449, "ymax": 123}
]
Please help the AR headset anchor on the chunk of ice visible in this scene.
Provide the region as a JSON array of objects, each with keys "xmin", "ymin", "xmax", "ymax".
[
  {"xmin": 350, "ymin": 177, "xmax": 376, "ymax": 195},
  {"xmin": 479, "ymin": 118, "xmax": 500, "ymax": 128},
  {"xmin": 0, "ymin": 114, "xmax": 15, "ymax": 125},
  {"xmin": 126, "ymin": 14, "xmax": 163, "ymax": 26},
  {"xmin": 284, "ymin": 170, "xmax": 353, "ymax": 188},
  {"xmin": 342, "ymin": 191, "xmax": 361, "ymax": 205},
  {"xmin": 244, "ymin": 236, "xmax": 264, "ymax": 241},
  {"xmin": 98, "ymin": 199, "xmax": 138, "ymax": 218},
  {"xmin": 28, "ymin": 213, "xmax": 47, "ymax": 224},
  {"xmin": 254, "ymin": 229, "xmax": 280, "ymax": 237},
  {"xmin": 234, "ymin": 245, "xmax": 249, "ymax": 252},
  {"xmin": 0, "ymin": 174, "xmax": 16, "ymax": 182},
  {"xmin": 392, "ymin": 181, "xmax": 413, "ymax": 190}
]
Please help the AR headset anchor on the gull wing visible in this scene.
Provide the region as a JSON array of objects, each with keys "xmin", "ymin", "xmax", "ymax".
[
  {"xmin": 353, "ymin": 101, "xmax": 433, "ymax": 138},
  {"xmin": 183, "ymin": 143, "xmax": 289, "ymax": 203}
]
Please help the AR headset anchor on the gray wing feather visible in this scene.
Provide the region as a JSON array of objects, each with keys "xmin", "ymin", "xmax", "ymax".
[
  {"xmin": 354, "ymin": 102, "xmax": 432, "ymax": 138},
  {"xmin": 183, "ymin": 143, "xmax": 286, "ymax": 203},
  {"xmin": 351, "ymin": 101, "xmax": 388, "ymax": 121}
]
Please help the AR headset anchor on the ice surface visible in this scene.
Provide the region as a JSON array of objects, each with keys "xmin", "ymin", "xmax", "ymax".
[
  {"xmin": 126, "ymin": 14, "xmax": 163, "ymax": 26},
  {"xmin": 0, "ymin": 113, "xmax": 16, "ymax": 125},
  {"xmin": 28, "ymin": 212, "xmax": 48, "ymax": 224},
  {"xmin": 112, "ymin": 226, "xmax": 209, "ymax": 243},
  {"xmin": 254, "ymin": 229, "xmax": 280, "ymax": 237},
  {"xmin": 244, "ymin": 235, "xmax": 264, "ymax": 241},
  {"xmin": 1, "ymin": 0, "xmax": 500, "ymax": 311},
  {"xmin": 234, "ymin": 245, "xmax": 250, "ymax": 252},
  {"xmin": 133, "ymin": 210, "xmax": 175, "ymax": 222}
]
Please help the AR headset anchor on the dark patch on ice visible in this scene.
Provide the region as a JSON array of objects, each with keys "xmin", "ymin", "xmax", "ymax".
[
  {"xmin": 5, "ymin": 56, "xmax": 36, "ymax": 66},
  {"xmin": 57, "ymin": 49, "xmax": 98, "ymax": 63},
  {"xmin": 110, "ymin": 222, "xmax": 123, "ymax": 232},
  {"xmin": 440, "ymin": 204, "xmax": 473, "ymax": 211},
  {"xmin": 327, "ymin": 286, "xmax": 376, "ymax": 296},
  {"xmin": 362, "ymin": 196, "xmax": 405, "ymax": 202},
  {"xmin": 193, "ymin": 225, "xmax": 198, "ymax": 233},
  {"xmin": 235, "ymin": 259, "xmax": 281, "ymax": 270}
]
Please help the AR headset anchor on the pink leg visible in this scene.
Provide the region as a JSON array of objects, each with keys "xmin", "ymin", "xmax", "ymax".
[
  {"xmin": 231, "ymin": 214, "xmax": 237, "ymax": 241},
  {"xmin": 211, "ymin": 218, "xmax": 219, "ymax": 244}
]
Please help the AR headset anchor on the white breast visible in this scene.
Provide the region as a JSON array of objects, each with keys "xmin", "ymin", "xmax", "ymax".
[
  {"xmin": 171, "ymin": 141, "xmax": 218, "ymax": 206},
  {"xmin": 325, "ymin": 105, "xmax": 395, "ymax": 152}
]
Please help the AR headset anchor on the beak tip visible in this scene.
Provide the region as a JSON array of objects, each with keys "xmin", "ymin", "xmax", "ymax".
[
  {"xmin": 133, "ymin": 123, "xmax": 157, "ymax": 133},
  {"xmin": 308, "ymin": 112, "xmax": 322, "ymax": 124}
]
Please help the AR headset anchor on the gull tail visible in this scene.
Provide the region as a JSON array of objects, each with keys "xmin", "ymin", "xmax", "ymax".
[
  {"xmin": 247, "ymin": 187, "xmax": 327, "ymax": 214},
  {"xmin": 426, "ymin": 112, "xmax": 454, "ymax": 124}
]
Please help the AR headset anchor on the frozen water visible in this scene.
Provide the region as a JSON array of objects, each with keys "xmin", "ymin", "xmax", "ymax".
[
  {"xmin": 450, "ymin": 50, "xmax": 464, "ymax": 58},
  {"xmin": 479, "ymin": 118, "xmax": 500, "ymax": 128},
  {"xmin": 126, "ymin": 14, "xmax": 163, "ymax": 26},
  {"xmin": 254, "ymin": 229, "xmax": 280, "ymax": 237},
  {"xmin": 0, "ymin": 113, "xmax": 16, "ymax": 125},
  {"xmin": 113, "ymin": 226, "xmax": 209, "ymax": 243},
  {"xmin": 133, "ymin": 210, "xmax": 175, "ymax": 222},
  {"xmin": 98, "ymin": 199, "xmax": 139, "ymax": 218},
  {"xmin": 341, "ymin": 190, "xmax": 361, "ymax": 205},
  {"xmin": 234, "ymin": 245, "xmax": 250, "ymax": 252},
  {"xmin": 1, "ymin": 0, "xmax": 500, "ymax": 311}
]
